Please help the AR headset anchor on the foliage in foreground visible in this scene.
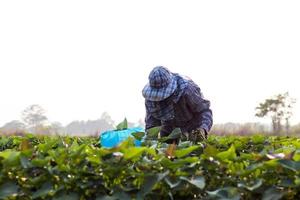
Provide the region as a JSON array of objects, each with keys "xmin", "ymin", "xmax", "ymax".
[{"xmin": 1, "ymin": 134, "xmax": 300, "ymax": 199}]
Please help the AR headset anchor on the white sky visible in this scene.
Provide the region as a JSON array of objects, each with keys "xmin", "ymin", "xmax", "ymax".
[{"xmin": 0, "ymin": 0, "xmax": 299, "ymax": 127}]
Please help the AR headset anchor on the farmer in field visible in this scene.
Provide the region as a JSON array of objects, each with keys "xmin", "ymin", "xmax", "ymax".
[{"xmin": 142, "ymin": 66, "xmax": 213, "ymax": 144}]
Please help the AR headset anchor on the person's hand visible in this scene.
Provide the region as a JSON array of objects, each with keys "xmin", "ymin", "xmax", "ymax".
[{"xmin": 190, "ymin": 128, "xmax": 207, "ymax": 144}]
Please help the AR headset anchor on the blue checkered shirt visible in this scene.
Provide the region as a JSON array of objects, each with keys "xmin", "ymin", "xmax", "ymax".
[{"xmin": 145, "ymin": 75, "xmax": 213, "ymax": 137}]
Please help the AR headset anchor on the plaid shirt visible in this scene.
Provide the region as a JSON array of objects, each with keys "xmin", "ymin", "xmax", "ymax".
[{"xmin": 145, "ymin": 75, "xmax": 213, "ymax": 137}]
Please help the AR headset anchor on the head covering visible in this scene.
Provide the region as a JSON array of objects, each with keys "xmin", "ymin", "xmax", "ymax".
[
  {"xmin": 145, "ymin": 73, "xmax": 190, "ymax": 121},
  {"xmin": 142, "ymin": 66, "xmax": 177, "ymax": 101}
]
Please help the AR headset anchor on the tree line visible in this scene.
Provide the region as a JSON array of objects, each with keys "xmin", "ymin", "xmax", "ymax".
[
  {"xmin": 0, "ymin": 92, "xmax": 298, "ymax": 135},
  {"xmin": 212, "ymin": 92, "xmax": 298, "ymax": 135},
  {"xmin": 255, "ymin": 92, "xmax": 296, "ymax": 134},
  {"xmin": 0, "ymin": 105, "xmax": 144, "ymax": 136}
]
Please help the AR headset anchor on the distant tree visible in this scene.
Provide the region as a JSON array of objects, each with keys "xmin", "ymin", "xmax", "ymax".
[
  {"xmin": 291, "ymin": 123, "xmax": 300, "ymax": 135},
  {"xmin": 49, "ymin": 121, "xmax": 65, "ymax": 134},
  {"xmin": 65, "ymin": 120, "xmax": 85, "ymax": 135},
  {"xmin": 255, "ymin": 92, "xmax": 296, "ymax": 134},
  {"xmin": 211, "ymin": 122, "xmax": 269, "ymax": 135},
  {"xmin": 282, "ymin": 95, "xmax": 296, "ymax": 134},
  {"xmin": 21, "ymin": 104, "xmax": 48, "ymax": 133},
  {"xmin": 0, "ymin": 120, "xmax": 26, "ymax": 134},
  {"xmin": 65, "ymin": 112, "xmax": 115, "ymax": 136},
  {"xmin": 100, "ymin": 112, "xmax": 114, "ymax": 126}
]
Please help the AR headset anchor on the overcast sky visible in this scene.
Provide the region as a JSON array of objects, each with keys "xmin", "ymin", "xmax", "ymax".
[{"xmin": 0, "ymin": 0, "xmax": 299, "ymax": 127}]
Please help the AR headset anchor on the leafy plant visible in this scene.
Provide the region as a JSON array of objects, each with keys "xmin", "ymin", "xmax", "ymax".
[
  {"xmin": 1, "ymin": 134, "xmax": 300, "ymax": 199},
  {"xmin": 116, "ymin": 118, "xmax": 128, "ymax": 130}
]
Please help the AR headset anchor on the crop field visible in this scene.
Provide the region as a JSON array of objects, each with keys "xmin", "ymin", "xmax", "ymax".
[{"xmin": 1, "ymin": 132, "xmax": 300, "ymax": 200}]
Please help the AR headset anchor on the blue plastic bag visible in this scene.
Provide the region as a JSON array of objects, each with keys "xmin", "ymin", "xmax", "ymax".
[{"xmin": 100, "ymin": 127, "xmax": 144, "ymax": 148}]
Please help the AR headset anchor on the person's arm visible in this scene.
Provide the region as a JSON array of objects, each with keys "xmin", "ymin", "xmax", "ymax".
[
  {"xmin": 185, "ymin": 84, "xmax": 213, "ymax": 133},
  {"xmin": 145, "ymin": 113, "xmax": 161, "ymax": 130},
  {"xmin": 145, "ymin": 101, "xmax": 161, "ymax": 130}
]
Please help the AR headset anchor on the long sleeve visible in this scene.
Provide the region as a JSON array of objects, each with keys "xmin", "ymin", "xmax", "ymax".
[
  {"xmin": 145, "ymin": 107, "xmax": 161, "ymax": 130},
  {"xmin": 184, "ymin": 85, "xmax": 213, "ymax": 132}
]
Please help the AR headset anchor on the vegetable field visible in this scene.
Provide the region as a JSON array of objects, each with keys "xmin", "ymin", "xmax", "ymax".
[{"xmin": 1, "ymin": 133, "xmax": 300, "ymax": 200}]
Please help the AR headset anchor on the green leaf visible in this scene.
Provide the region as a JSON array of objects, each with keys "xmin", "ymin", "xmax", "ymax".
[
  {"xmin": 70, "ymin": 144, "xmax": 86, "ymax": 159},
  {"xmin": 86, "ymin": 154, "xmax": 101, "ymax": 165},
  {"xmin": 145, "ymin": 147, "xmax": 156, "ymax": 156},
  {"xmin": 20, "ymin": 138, "xmax": 31, "ymax": 151},
  {"xmin": 279, "ymin": 179, "xmax": 294, "ymax": 187},
  {"xmin": 295, "ymin": 176, "xmax": 300, "ymax": 186},
  {"xmin": 178, "ymin": 141, "xmax": 193, "ymax": 148},
  {"xmin": 53, "ymin": 192, "xmax": 79, "ymax": 200},
  {"xmin": 38, "ymin": 139, "xmax": 56, "ymax": 153},
  {"xmin": 116, "ymin": 118, "xmax": 128, "ymax": 130},
  {"xmin": 123, "ymin": 147, "xmax": 146, "ymax": 160},
  {"xmin": 175, "ymin": 145, "xmax": 200, "ymax": 158},
  {"xmin": 238, "ymin": 179, "xmax": 263, "ymax": 191},
  {"xmin": 137, "ymin": 171, "xmax": 169, "ymax": 199},
  {"xmin": 111, "ymin": 188, "xmax": 131, "ymax": 200},
  {"xmin": 0, "ymin": 182, "xmax": 19, "ymax": 199},
  {"xmin": 292, "ymin": 150, "xmax": 300, "ymax": 161},
  {"xmin": 262, "ymin": 187, "xmax": 284, "ymax": 200},
  {"xmin": 96, "ymin": 196, "xmax": 116, "ymax": 200},
  {"xmin": 118, "ymin": 137, "xmax": 135, "ymax": 149},
  {"xmin": 252, "ymin": 135, "xmax": 265, "ymax": 144},
  {"xmin": 31, "ymin": 158, "xmax": 50, "ymax": 167},
  {"xmin": 0, "ymin": 149, "xmax": 20, "ymax": 166},
  {"xmin": 207, "ymin": 187, "xmax": 240, "ymax": 200},
  {"xmin": 278, "ymin": 160, "xmax": 300, "ymax": 172},
  {"xmin": 180, "ymin": 176, "xmax": 205, "ymax": 189},
  {"xmin": 20, "ymin": 156, "xmax": 32, "ymax": 169},
  {"xmin": 146, "ymin": 126, "xmax": 161, "ymax": 139},
  {"xmin": 131, "ymin": 132, "xmax": 145, "ymax": 141},
  {"xmin": 167, "ymin": 128, "xmax": 181, "ymax": 140},
  {"xmin": 164, "ymin": 177, "xmax": 181, "ymax": 189},
  {"xmin": 216, "ymin": 145, "xmax": 236, "ymax": 161},
  {"xmin": 264, "ymin": 159, "xmax": 279, "ymax": 168},
  {"xmin": 161, "ymin": 157, "xmax": 199, "ymax": 170},
  {"xmin": 159, "ymin": 128, "xmax": 181, "ymax": 142},
  {"xmin": 32, "ymin": 182, "xmax": 53, "ymax": 199},
  {"xmin": 203, "ymin": 144, "xmax": 219, "ymax": 158}
]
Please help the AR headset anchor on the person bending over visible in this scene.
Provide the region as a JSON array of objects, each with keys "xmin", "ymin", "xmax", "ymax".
[{"xmin": 142, "ymin": 66, "xmax": 213, "ymax": 144}]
